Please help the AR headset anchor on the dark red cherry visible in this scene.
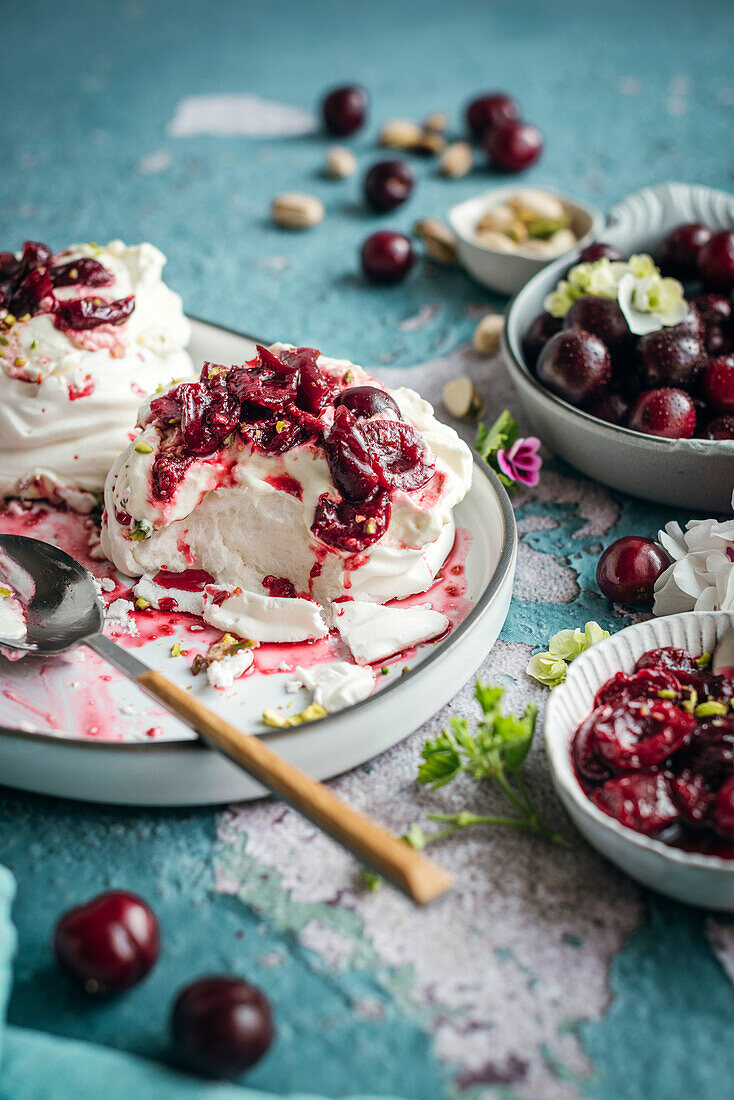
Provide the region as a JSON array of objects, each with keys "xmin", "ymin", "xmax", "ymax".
[
  {"xmin": 577, "ymin": 242, "xmax": 624, "ymax": 263},
  {"xmin": 360, "ymin": 231, "xmax": 414, "ymax": 285},
  {"xmin": 590, "ymin": 699, "xmax": 694, "ymax": 772},
  {"xmin": 596, "ymin": 536, "xmax": 669, "ymax": 604},
  {"xmin": 362, "ymin": 418, "xmax": 435, "ymax": 492},
  {"xmin": 20, "ymin": 240, "xmax": 52, "ymax": 271},
  {"xmin": 637, "ymin": 330, "xmax": 705, "ymax": 389},
  {"xmin": 563, "ymin": 296, "xmax": 630, "ymax": 354},
  {"xmin": 295, "ymin": 354, "xmax": 332, "ymax": 415},
  {"xmin": 585, "ymin": 391, "xmax": 630, "ymax": 426},
  {"xmin": 363, "ymin": 160, "xmax": 414, "ymax": 213},
  {"xmin": 698, "ymin": 231, "xmax": 734, "ymax": 292},
  {"xmin": 522, "ymin": 312, "xmax": 561, "ymax": 368},
  {"xmin": 334, "ymin": 384, "xmax": 401, "ymax": 419},
  {"xmin": 465, "ymin": 92, "xmax": 520, "ymax": 138},
  {"xmin": 324, "ymin": 405, "xmax": 379, "ymax": 501},
  {"xmin": 628, "ymin": 387, "xmax": 696, "ymax": 439},
  {"xmin": 703, "ymin": 414, "xmax": 734, "ymax": 440},
  {"xmin": 51, "ymin": 257, "xmax": 114, "ymax": 288},
  {"xmin": 690, "ymin": 294, "xmax": 732, "ymax": 356},
  {"xmin": 54, "ymin": 294, "xmax": 135, "ymax": 331},
  {"xmin": 594, "ymin": 668, "xmax": 680, "ymax": 708},
  {"xmin": 536, "ymin": 328, "xmax": 611, "ymax": 405},
  {"xmin": 658, "ymin": 223, "xmax": 712, "ymax": 279},
  {"xmin": 10, "ymin": 268, "xmax": 54, "ymax": 317},
  {"xmin": 483, "ymin": 120, "xmax": 543, "ymax": 173},
  {"xmin": 591, "ymin": 773, "xmax": 679, "ymax": 835},
  {"xmin": 311, "ymin": 491, "xmax": 391, "ymax": 552},
  {"xmin": 321, "ymin": 84, "xmax": 368, "ymax": 137},
  {"xmin": 171, "ymin": 975, "xmax": 274, "ymax": 1079},
  {"xmin": 54, "ymin": 890, "xmax": 159, "ymax": 995},
  {"xmin": 702, "ymin": 355, "xmax": 734, "ymax": 413},
  {"xmin": 713, "ymin": 776, "xmax": 734, "ymax": 839}
]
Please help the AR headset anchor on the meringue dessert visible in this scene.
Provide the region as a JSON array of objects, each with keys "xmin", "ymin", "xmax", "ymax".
[
  {"xmin": 101, "ymin": 344, "xmax": 472, "ymax": 658},
  {"xmin": 0, "ymin": 240, "xmax": 192, "ymax": 510}
]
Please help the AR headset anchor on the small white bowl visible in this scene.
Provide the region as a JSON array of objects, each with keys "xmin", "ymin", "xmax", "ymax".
[
  {"xmin": 545, "ymin": 610, "xmax": 734, "ymax": 910},
  {"xmin": 448, "ymin": 186, "xmax": 604, "ymax": 295},
  {"xmin": 503, "ymin": 181, "xmax": 734, "ymax": 513}
]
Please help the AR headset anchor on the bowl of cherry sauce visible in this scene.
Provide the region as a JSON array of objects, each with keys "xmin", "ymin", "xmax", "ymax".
[
  {"xmin": 503, "ymin": 181, "xmax": 734, "ymax": 511},
  {"xmin": 545, "ymin": 611, "xmax": 734, "ymax": 910}
]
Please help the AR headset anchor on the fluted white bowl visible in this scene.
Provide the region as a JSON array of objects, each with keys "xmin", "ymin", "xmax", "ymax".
[
  {"xmin": 545, "ymin": 611, "xmax": 734, "ymax": 910},
  {"xmin": 503, "ymin": 181, "xmax": 734, "ymax": 512}
]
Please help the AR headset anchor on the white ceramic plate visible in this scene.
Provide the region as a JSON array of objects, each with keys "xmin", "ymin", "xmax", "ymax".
[
  {"xmin": 545, "ymin": 610, "xmax": 734, "ymax": 911},
  {"xmin": 503, "ymin": 181, "xmax": 734, "ymax": 512},
  {"xmin": 0, "ymin": 319, "xmax": 517, "ymax": 806}
]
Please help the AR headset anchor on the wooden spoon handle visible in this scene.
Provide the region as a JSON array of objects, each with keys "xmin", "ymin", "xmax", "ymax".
[{"xmin": 137, "ymin": 669, "xmax": 454, "ymax": 905}]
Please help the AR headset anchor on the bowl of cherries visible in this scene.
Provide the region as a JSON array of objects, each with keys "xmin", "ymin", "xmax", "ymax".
[
  {"xmin": 503, "ymin": 181, "xmax": 734, "ymax": 512},
  {"xmin": 545, "ymin": 610, "xmax": 734, "ymax": 910}
]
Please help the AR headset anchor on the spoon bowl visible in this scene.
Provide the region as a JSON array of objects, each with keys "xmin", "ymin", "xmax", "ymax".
[{"xmin": 0, "ymin": 534, "xmax": 103, "ymax": 653}]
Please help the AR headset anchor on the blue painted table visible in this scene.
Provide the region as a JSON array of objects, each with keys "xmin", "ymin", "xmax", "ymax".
[{"xmin": 2, "ymin": 2, "xmax": 734, "ymax": 1098}]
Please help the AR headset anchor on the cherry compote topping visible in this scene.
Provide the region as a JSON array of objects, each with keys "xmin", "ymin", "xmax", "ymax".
[
  {"xmin": 53, "ymin": 890, "xmax": 159, "ymax": 995},
  {"xmin": 311, "ymin": 491, "xmax": 391, "ymax": 553},
  {"xmin": 54, "ymin": 294, "xmax": 135, "ymax": 331},
  {"xmin": 51, "ymin": 257, "xmax": 115, "ymax": 288},
  {"xmin": 334, "ymin": 384, "xmax": 401, "ymax": 419},
  {"xmin": 572, "ymin": 647, "xmax": 734, "ymax": 853},
  {"xmin": 171, "ymin": 975, "xmax": 274, "ymax": 1079},
  {"xmin": 143, "ymin": 347, "xmax": 434, "ymax": 554}
]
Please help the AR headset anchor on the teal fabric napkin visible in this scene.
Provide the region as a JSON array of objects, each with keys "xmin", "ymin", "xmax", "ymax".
[{"xmin": 0, "ymin": 864, "xmax": 403, "ymax": 1100}]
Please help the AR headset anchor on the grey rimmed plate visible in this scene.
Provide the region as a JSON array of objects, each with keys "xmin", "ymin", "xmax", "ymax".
[{"xmin": 0, "ymin": 319, "xmax": 517, "ymax": 806}]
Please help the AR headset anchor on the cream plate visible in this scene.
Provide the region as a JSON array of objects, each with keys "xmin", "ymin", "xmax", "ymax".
[
  {"xmin": 0, "ymin": 319, "xmax": 517, "ymax": 806},
  {"xmin": 545, "ymin": 610, "xmax": 734, "ymax": 911}
]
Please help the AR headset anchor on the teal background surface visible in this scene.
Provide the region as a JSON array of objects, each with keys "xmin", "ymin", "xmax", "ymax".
[{"xmin": 2, "ymin": 1, "xmax": 734, "ymax": 1098}]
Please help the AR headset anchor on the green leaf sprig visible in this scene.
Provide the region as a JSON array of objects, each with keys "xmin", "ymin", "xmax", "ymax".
[
  {"xmin": 474, "ymin": 410, "xmax": 518, "ymax": 492},
  {"xmin": 364, "ymin": 683, "xmax": 566, "ymax": 889}
]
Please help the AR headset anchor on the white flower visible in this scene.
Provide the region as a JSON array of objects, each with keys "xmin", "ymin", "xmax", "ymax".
[
  {"xmin": 653, "ymin": 518, "xmax": 734, "ymax": 615},
  {"xmin": 617, "ymin": 271, "xmax": 688, "ymax": 336}
]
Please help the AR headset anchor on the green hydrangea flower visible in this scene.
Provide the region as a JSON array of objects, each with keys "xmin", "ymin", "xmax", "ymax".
[
  {"xmin": 543, "ymin": 253, "xmax": 687, "ymax": 336},
  {"xmin": 527, "ymin": 621, "xmax": 610, "ymax": 689}
]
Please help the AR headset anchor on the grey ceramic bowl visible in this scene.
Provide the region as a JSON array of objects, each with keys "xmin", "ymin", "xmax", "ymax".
[{"xmin": 502, "ymin": 181, "xmax": 734, "ymax": 513}]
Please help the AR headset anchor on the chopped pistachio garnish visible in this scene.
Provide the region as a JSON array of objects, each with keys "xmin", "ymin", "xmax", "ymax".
[
  {"xmin": 657, "ymin": 688, "xmax": 678, "ymax": 700},
  {"xmin": 262, "ymin": 703, "xmax": 328, "ymax": 728},
  {"xmin": 695, "ymin": 652, "xmax": 712, "ymax": 670},
  {"xmin": 365, "ymin": 518, "xmax": 377, "ymax": 535},
  {"xmin": 343, "ymin": 368, "xmax": 355, "ymax": 384},
  {"xmin": 681, "ymin": 689, "xmax": 699, "ymax": 714},
  {"xmin": 0, "ymin": 586, "xmax": 11, "ymax": 598},
  {"xmin": 170, "ymin": 642, "xmax": 185, "ymax": 658},
  {"xmin": 381, "ymin": 666, "xmax": 389, "ymax": 675},
  {"xmin": 14, "ymin": 357, "xmax": 26, "ymax": 368},
  {"xmin": 275, "ymin": 420, "xmax": 288, "ymax": 433},
  {"xmin": 128, "ymin": 518, "xmax": 153, "ymax": 541},
  {"xmin": 695, "ymin": 701, "xmax": 728, "ymax": 718},
  {"xmin": 0, "ymin": 336, "xmax": 8, "ymax": 345},
  {"xmin": 135, "ymin": 597, "xmax": 150, "ymax": 610},
  {"xmin": 134, "ymin": 440, "xmax": 154, "ymax": 454}
]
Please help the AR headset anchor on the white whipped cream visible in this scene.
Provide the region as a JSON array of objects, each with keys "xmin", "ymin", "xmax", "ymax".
[
  {"xmin": 101, "ymin": 345, "xmax": 472, "ymax": 647},
  {"xmin": 206, "ymin": 647, "xmax": 254, "ymax": 689},
  {"xmin": 0, "ymin": 586, "xmax": 27, "ymax": 642},
  {"xmin": 333, "ymin": 602, "xmax": 449, "ymax": 665},
  {"xmin": 295, "ymin": 662, "xmax": 375, "ymax": 711},
  {"xmin": 0, "ymin": 241, "xmax": 193, "ymax": 506}
]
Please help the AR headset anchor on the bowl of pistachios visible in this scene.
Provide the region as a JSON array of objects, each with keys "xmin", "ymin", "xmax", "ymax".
[{"xmin": 448, "ymin": 186, "xmax": 604, "ymax": 295}]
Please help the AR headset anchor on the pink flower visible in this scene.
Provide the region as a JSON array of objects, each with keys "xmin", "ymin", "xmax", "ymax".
[{"xmin": 496, "ymin": 436, "xmax": 542, "ymax": 488}]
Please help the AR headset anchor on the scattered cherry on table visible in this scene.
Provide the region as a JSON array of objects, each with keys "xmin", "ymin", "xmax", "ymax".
[
  {"xmin": 53, "ymin": 890, "xmax": 159, "ymax": 995},
  {"xmin": 465, "ymin": 91, "xmax": 520, "ymax": 138},
  {"xmin": 171, "ymin": 975, "xmax": 274, "ymax": 1079},
  {"xmin": 596, "ymin": 536, "xmax": 669, "ymax": 605},
  {"xmin": 320, "ymin": 84, "xmax": 368, "ymax": 137},
  {"xmin": 360, "ymin": 231, "xmax": 415, "ymax": 284},
  {"xmin": 483, "ymin": 119, "xmax": 543, "ymax": 173},
  {"xmin": 363, "ymin": 160, "xmax": 414, "ymax": 213}
]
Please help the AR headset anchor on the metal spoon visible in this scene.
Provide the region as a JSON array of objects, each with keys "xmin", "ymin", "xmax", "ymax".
[
  {"xmin": 0, "ymin": 534, "xmax": 453, "ymax": 905},
  {"xmin": 712, "ymin": 625, "xmax": 734, "ymax": 676}
]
